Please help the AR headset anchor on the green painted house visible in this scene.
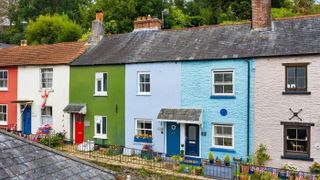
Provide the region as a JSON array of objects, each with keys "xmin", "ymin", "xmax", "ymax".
[{"xmin": 64, "ymin": 13, "xmax": 125, "ymax": 146}]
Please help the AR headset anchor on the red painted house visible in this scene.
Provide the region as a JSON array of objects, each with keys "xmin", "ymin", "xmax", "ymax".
[{"xmin": 0, "ymin": 66, "xmax": 17, "ymax": 130}]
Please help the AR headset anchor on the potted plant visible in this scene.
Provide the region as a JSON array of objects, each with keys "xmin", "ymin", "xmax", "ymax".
[
  {"xmin": 208, "ymin": 152, "xmax": 214, "ymax": 164},
  {"xmin": 171, "ymin": 155, "xmax": 183, "ymax": 171},
  {"xmin": 141, "ymin": 144, "xmax": 153, "ymax": 160},
  {"xmin": 215, "ymin": 156, "xmax": 222, "ymax": 165},
  {"xmin": 283, "ymin": 163, "xmax": 298, "ymax": 180},
  {"xmin": 224, "ymin": 154, "xmax": 231, "ymax": 166},
  {"xmin": 240, "ymin": 173, "xmax": 248, "ymax": 180},
  {"xmin": 255, "ymin": 144, "xmax": 270, "ymax": 166},
  {"xmin": 310, "ymin": 162, "xmax": 320, "ymax": 174},
  {"xmin": 195, "ymin": 167, "xmax": 202, "ymax": 175}
]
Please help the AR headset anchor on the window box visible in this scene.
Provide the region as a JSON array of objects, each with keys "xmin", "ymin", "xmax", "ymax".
[
  {"xmin": 204, "ymin": 162, "xmax": 234, "ymax": 179},
  {"xmin": 134, "ymin": 135, "xmax": 153, "ymax": 143}
]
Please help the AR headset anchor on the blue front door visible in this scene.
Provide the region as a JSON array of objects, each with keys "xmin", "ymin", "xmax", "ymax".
[
  {"xmin": 166, "ymin": 122, "xmax": 180, "ymax": 156},
  {"xmin": 185, "ymin": 124, "xmax": 199, "ymax": 156},
  {"xmin": 22, "ymin": 106, "xmax": 31, "ymax": 135}
]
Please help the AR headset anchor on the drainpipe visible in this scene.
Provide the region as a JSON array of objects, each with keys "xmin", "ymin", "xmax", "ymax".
[{"xmin": 245, "ymin": 60, "xmax": 251, "ymax": 158}]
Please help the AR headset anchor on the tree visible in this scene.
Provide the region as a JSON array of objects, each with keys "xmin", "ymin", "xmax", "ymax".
[{"xmin": 25, "ymin": 14, "xmax": 82, "ymax": 44}]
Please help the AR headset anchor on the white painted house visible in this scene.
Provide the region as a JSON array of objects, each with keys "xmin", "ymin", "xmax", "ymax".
[{"xmin": 8, "ymin": 42, "xmax": 87, "ymax": 139}]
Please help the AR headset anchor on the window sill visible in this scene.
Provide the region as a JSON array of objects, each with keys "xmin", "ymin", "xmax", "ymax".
[
  {"xmin": 281, "ymin": 155, "xmax": 313, "ymax": 161},
  {"xmin": 0, "ymin": 122, "xmax": 8, "ymax": 126},
  {"xmin": 133, "ymin": 142, "xmax": 153, "ymax": 145},
  {"xmin": 137, "ymin": 93, "xmax": 151, "ymax": 96},
  {"xmin": 282, "ymin": 91, "xmax": 311, "ymax": 95},
  {"xmin": 93, "ymin": 93, "xmax": 108, "ymax": 97},
  {"xmin": 210, "ymin": 95, "xmax": 236, "ymax": 99},
  {"xmin": 210, "ymin": 147, "xmax": 236, "ymax": 153},
  {"xmin": 0, "ymin": 88, "xmax": 8, "ymax": 92},
  {"xmin": 93, "ymin": 136, "xmax": 107, "ymax": 139},
  {"xmin": 39, "ymin": 89, "xmax": 54, "ymax": 92}
]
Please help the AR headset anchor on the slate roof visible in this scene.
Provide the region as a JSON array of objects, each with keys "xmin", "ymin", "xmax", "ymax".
[
  {"xmin": 0, "ymin": 42, "xmax": 87, "ymax": 67},
  {"xmin": 72, "ymin": 15, "xmax": 320, "ymax": 66},
  {"xmin": 0, "ymin": 130, "xmax": 116, "ymax": 179},
  {"xmin": 157, "ymin": 108, "xmax": 202, "ymax": 124},
  {"xmin": 0, "ymin": 43, "xmax": 13, "ymax": 49}
]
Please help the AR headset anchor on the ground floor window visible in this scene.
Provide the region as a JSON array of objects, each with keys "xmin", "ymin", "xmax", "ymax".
[
  {"xmin": 134, "ymin": 119, "xmax": 152, "ymax": 143},
  {"xmin": 0, "ymin": 104, "xmax": 7, "ymax": 125},
  {"xmin": 41, "ymin": 106, "xmax": 52, "ymax": 125},
  {"xmin": 94, "ymin": 116, "xmax": 107, "ymax": 139},
  {"xmin": 212, "ymin": 124, "xmax": 233, "ymax": 148},
  {"xmin": 284, "ymin": 125, "xmax": 310, "ymax": 158}
]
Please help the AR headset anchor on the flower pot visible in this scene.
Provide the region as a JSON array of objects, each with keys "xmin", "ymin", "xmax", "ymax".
[
  {"xmin": 279, "ymin": 170, "xmax": 287, "ymax": 179},
  {"xmin": 241, "ymin": 164, "xmax": 249, "ymax": 175},
  {"xmin": 225, "ymin": 162, "xmax": 230, "ymax": 166},
  {"xmin": 191, "ymin": 169, "xmax": 196, "ymax": 176},
  {"xmin": 241, "ymin": 174, "xmax": 248, "ymax": 180},
  {"xmin": 209, "ymin": 160, "xmax": 214, "ymax": 164}
]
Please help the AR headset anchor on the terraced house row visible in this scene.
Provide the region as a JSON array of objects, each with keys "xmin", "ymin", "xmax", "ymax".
[{"xmin": 1, "ymin": 0, "xmax": 320, "ymax": 171}]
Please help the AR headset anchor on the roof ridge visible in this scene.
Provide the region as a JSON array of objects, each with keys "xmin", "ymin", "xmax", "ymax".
[
  {"xmin": 274, "ymin": 13, "xmax": 320, "ymax": 21},
  {"xmin": 0, "ymin": 129, "xmax": 116, "ymax": 176}
]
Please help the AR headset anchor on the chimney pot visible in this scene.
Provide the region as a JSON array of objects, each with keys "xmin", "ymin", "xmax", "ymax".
[
  {"xmin": 96, "ymin": 11, "xmax": 104, "ymax": 22},
  {"xmin": 252, "ymin": 0, "xmax": 272, "ymax": 31},
  {"xmin": 20, "ymin": 40, "xmax": 27, "ymax": 46},
  {"xmin": 133, "ymin": 16, "xmax": 162, "ymax": 32}
]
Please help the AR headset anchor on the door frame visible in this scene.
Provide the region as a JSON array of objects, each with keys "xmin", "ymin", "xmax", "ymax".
[
  {"xmin": 185, "ymin": 124, "xmax": 201, "ymax": 157},
  {"xmin": 74, "ymin": 113, "xmax": 85, "ymax": 144},
  {"xmin": 21, "ymin": 105, "xmax": 32, "ymax": 135}
]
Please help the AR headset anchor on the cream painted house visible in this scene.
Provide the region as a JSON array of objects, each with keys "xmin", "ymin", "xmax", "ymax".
[
  {"xmin": 254, "ymin": 55, "xmax": 320, "ymax": 171},
  {"xmin": 0, "ymin": 42, "xmax": 87, "ymax": 140}
]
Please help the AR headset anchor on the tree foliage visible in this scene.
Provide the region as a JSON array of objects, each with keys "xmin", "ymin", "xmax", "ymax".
[{"xmin": 25, "ymin": 14, "xmax": 82, "ymax": 44}]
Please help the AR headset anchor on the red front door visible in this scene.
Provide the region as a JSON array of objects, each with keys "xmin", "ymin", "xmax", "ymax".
[{"xmin": 75, "ymin": 114, "xmax": 84, "ymax": 144}]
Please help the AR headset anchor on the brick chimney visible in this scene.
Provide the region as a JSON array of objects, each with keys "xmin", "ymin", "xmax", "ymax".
[
  {"xmin": 90, "ymin": 11, "xmax": 104, "ymax": 44},
  {"xmin": 133, "ymin": 15, "xmax": 162, "ymax": 32},
  {"xmin": 252, "ymin": 0, "xmax": 272, "ymax": 31}
]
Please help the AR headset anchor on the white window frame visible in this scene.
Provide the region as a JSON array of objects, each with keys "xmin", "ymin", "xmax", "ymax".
[
  {"xmin": 212, "ymin": 124, "xmax": 234, "ymax": 149},
  {"xmin": 94, "ymin": 115, "xmax": 107, "ymax": 139},
  {"xmin": 137, "ymin": 72, "xmax": 151, "ymax": 95},
  {"xmin": 135, "ymin": 119, "xmax": 153, "ymax": 136},
  {"xmin": 212, "ymin": 69, "xmax": 234, "ymax": 96},
  {"xmin": 41, "ymin": 106, "xmax": 52, "ymax": 125},
  {"xmin": 40, "ymin": 68, "xmax": 53, "ymax": 90},
  {"xmin": 0, "ymin": 70, "xmax": 8, "ymax": 91},
  {"xmin": 94, "ymin": 72, "xmax": 108, "ymax": 96},
  {"xmin": 0, "ymin": 104, "xmax": 8, "ymax": 125}
]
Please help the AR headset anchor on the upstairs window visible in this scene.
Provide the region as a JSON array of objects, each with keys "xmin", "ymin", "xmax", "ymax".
[
  {"xmin": 138, "ymin": 72, "xmax": 150, "ymax": 95},
  {"xmin": 0, "ymin": 105, "xmax": 7, "ymax": 125},
  {"xmin": 0, "ymin": 70, "xmax": 8, "ymax": 91},
  {"xmin": 94, "ymin": 116, "xmax": 107, "ymax": 139},
  {"xmin": 40, "ymin": 68, "xmax": 53, "ymax": 89},
  {"xmin": 212, "ymin": 70, "xmax": 234, "ymax": 95},
  {"xmin": 95, "ymin": 72, "xmax": 108, "ymax": 96},
  {"xmin": 284, "ymin": 63, "xmax": 308, "ymax": 92},
  {"xmin": 41, "ymin": 106, "xmax": 52, "ymax": 125}
]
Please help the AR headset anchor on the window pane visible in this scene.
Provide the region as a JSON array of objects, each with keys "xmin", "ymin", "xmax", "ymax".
[
  {"xmin": 286, "ymin": 140, "xmax": 295, "ymax": 151},
  {"xmin": 296, "ymin": 67, "xmax": 305, "ymax": 77},
  {"xmin": 145, "ymin": 84, "xmax": 150, "ymax": 92},
  {"xmin": 146, "ymin": 130, "xmax": 152, "ymax": 135},
  {"xmin": 102, "ymin": 117, "xmax": 107, "ymax": 134},
  {"xmin": 297, "ymin": 129, "xmax": 307, "ymax": 140},
  {"xmin": 188, "ymin": 126, "xmax": 196, "ymax": 141},
  {"xmin": 224, "ymin": 127, "xmax": 232, "ymax": 136},
  {"xmin": 287, "ymin": 129, "xmax": 296, "ymax": 139},
  {"xmin": 224, "ymin": 138, "xmax": 232, "ymax": 146},
  {"xmin": 145, "ymin": 122, "xmax": 152, "ymax": 129},
  {"xmin": 137, "ymin": 121, "xmax": 143, "ymax": 129},
  {"xmin": 296, "ymin": 77, "xmax": 305, "ymax": 89},
  {"xmin": 97, "ymin": 80, "xmax": 102, "ymax": 92},
  {"xmin": 214, "ymin": 74, "xmax": 223, "ymax": 83},
  {"xmin": 287, "ymin": 67, "xmax": 295, "ymax": 78},
  {"xmin": 224, "ymin": 85, "xmax": 233, "ymax": 93},
  {"xmin": 215, "ymin": 137, "xmax": 223, "ymax": 146},
  {"xmin": 145, "ymin": 74, "xmax": 150, "ymax": 83},
  {"xmin": 140, "ymin": 74, "xmax": 145, "ymax": 82},
  {"xmin": 224, "ymin": 73, "xmax": 232, "ymax": 83},
  {"xmin": 215, "ymin": 126, "xmax": 223, "ymax": 135},
  {"xmin": 215, "ymin": 85, "xmax": 223, "ymax": 93},
  {"xmin": 296, "ymin": 141, "xmax": 307, "ymax": 152},
  {"xmin": 103, "ymin": 73, "xmax": 107, "ymax": 91},
  {"xmin": 96, "ymin": 123, "xmax": 101, "ymax": 134}
]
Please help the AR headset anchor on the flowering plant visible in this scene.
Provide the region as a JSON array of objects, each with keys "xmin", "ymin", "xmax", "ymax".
[
  {"xmin": 283, "ymin": 163, "xmax": 299, "ymax": 172},
  {"xmin": 134, "ymin": 134, "xmax": 152, "ymax": 138},
  {"xmin": 142, "ymin": 144, "xmax": 153, "ymax": 151}
]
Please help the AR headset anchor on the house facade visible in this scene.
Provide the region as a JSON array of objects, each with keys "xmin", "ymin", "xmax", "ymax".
[
  {"xmin": 254, "ymin": 55, "xmax": 320, "ymax": 171},
  {"xmin": 0, "ymin": 42, "xmax": 86, "ymax": 140},
  {"xmin": 68, "ymin": 65, "xmax": 125, "ymax": 146},
  {"xmin": 0, "ymin": 66, "xmax": 17, "ymax": 130},
  {"xmin": 181, "ymin": 60, "xmax": 254, "ymax": 159},
  {"xmin": 125, "ymin": 62, "xmax": 181, "ymax": 153}
]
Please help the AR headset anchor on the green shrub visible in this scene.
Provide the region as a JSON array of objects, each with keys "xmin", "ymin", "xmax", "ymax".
[
  {"xmin": 310, "ymin": 162, "xmax": 320, "ymax": 174},
  {"xmin": 208, "ymin": 152, "xmax": 214, "ymax": 161},
  {"xmin": 39, "ymin": 135, "xmax": 63, "ymax": 148},
  {"xmin": 255, "ymin": 144, "xmax": 270, "ymax": 166},
  {"xmin": 224, "ymin": 154, "xmax": 231, "ymax": 164}
]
